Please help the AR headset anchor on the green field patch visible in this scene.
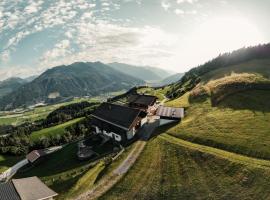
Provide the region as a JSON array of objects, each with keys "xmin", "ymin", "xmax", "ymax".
[
  {"xmin": 15, "ymin": 142, "xmax": 99, "ymax": 199},
  {"xmin": 0, "ymin": 154, "xmax": 23, "ymax": 173},
  {"xmin": 137, "ymin": 87, "xmax": 168, "ymax": 100},
  {"xmin": 30, "ymin": 117, "xmax": 84, "ymax": 142},
  {"xmin": 165, "ymin": 90, "xmax": 270, "ymax": 159},
  {"xmin": 165, "ymin": 92, "xmax": 190, "ymax": 108},
  {"xmin": 62, "ymin": 162, "xmax": 105, "ymax": 199},
  {"xmin": 101, "ymin": 137, "xmax": 270, "ymax": 200}
]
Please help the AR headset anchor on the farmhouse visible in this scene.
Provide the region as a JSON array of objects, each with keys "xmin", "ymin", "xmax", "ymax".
[
  {"xmin": 91, "ymin": 103, "xmax": 147, "ymax": 143},
  {"xmin": 0, "ymin": 176, "xmax": 58, "ymax": 200},
  {"xmin": 128, "ymin": 94, "xmax": 157, "ymax": 111}
]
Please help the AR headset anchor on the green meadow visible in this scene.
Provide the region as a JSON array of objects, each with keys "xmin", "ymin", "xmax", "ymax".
[{"xmin": 30, "ymin": 117, "xmax": 84, "ymax": 142}]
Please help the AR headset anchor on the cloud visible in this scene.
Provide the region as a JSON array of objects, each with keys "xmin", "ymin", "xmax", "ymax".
[
  {"xmin": 174, "ymin": 9, "xmax": 197, "ymax": 15},
  {"xmin": 175, "ymin": 9, "xmax": 185, "ymax": 15},
  {"xmin": 24, "ymin": 0, "xmax": 44, "ymax": 14},
  {"xmin": 36, "ymin": 21, "xmax": 178, "ymax": 73},
  {"xmin": 177, "ymin": 0, "xmax": 198, "ymax": 4},
  {"xmin": 41, "ymin": 39, "xmax": 71, "ymax": 62},
  {"xmin": 0, "ymin": 51, "xmax": 10, "ymax": 63},
  {"xmin": 161, "ymin": 1, "xmax": 171, "ymax": 11},
  {"xmin": 0, "ymin": 0, "xmax": 178, "ymax": 79}
]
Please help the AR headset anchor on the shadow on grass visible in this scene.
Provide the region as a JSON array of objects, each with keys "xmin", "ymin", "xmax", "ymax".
[
  {"xmin": 215, "ymin": 90, "xmax": 270, "ymax": 113},
  {"xmin": 15, "ymin": 143, "xmax": 90, "ymax": 178},
  {"xmin": 149, "ymin": 121, "xmax": 179, "ymax": 141}
]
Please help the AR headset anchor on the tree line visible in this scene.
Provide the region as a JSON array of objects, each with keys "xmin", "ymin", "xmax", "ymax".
[
  {"xmin": 0, "ymin": 101, "xmax": 99, "ymax": 155},
  {"xmin": 167, "ymin": 43, "xmax": 270, "ymax": 98}
]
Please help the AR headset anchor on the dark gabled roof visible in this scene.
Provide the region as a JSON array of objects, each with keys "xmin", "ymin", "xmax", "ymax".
[
  {"xmin": 156, "ymin": 106, "xmax": 184, "ymax": 119},
  {"xmin": 12, "ymin": 176, "xmax": 58, "ymax": 200},
  {"xmin": 0, "ymin": 182, "xmax": 20, "ymax": 200},
  {"xmin": 91, "ymin": 103, "xmax": 143, "ymax": 130},
  {"xmin": 26, "ymin": 150, "xmax": 46, "ymax": 163},
  {"xmin": 128, "ymin": 94, "xmax": 157, "ymax": 106}
]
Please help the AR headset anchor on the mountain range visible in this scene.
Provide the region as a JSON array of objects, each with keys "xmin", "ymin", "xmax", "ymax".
[
  {"xmin": 0, "ymin": 77, "xmax": 28, "ymax": 98},
  {"xmin": 0, "ymin": 62, "xmax": 144, "ymax": 110},
  {"xmin": 108, "ymin": 62, "xmax": 173, "ymax": 81}
]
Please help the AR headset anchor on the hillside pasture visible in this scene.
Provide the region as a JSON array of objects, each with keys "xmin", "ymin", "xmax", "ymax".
[
  {"xmin": 15, "ymin": 142, "xmax": 103, "ymax": 199},
  {"xmin": 201, "ymin": 59, "xmax": 270, "ymax": 83},
  {"xmin": 0, "ymin": 154, "xmax": 22, "ymax": 173},
  {"xmin": 137, "ymin": 87, "xmax": 169, "ymax": 100},
  {"xmin": 165, "ymin": 90, "xmax": 270, "ymax": 159},
  {"xmin": 30, "ymin": 117, "xmax": 84, "ymax": 142},
  {"xmin": 101, "ymin": 136, "xmax": 270, "ymax": 200}
]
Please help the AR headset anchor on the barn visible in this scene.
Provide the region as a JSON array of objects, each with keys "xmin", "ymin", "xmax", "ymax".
[
  {"xmin": 128, "ymin": 94, "xmax": 157, "ymax": 111},
  {"xmin": 91, "ymin": 103, "xmax": 147, "ymax": 143}
]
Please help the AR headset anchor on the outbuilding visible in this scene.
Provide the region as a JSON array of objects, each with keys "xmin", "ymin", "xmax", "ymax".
[
  {"xmin": 0, "ymin": 176, "xmax": 58, "ymax": 200},
  {"xmin": 156, "ymin": 106, "xmax": 184, "ymax": 121},
  {"xmin": 128, "ymin": 94, "xmax": 157, "ymax": 111}
]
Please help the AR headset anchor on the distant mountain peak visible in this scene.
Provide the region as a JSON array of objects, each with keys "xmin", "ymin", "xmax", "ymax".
[
  {"xmin": 108, "ymin": 62, "xmax": 172, "ymax": 82},
  {"xmin": 0, "ymin": 62, "xmax": 144, "ymax": 110}
]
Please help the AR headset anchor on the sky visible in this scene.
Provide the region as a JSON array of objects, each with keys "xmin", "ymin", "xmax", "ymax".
[{"xmin": 0, "ymin": 0, "xmax": 269, "ymax": 80}]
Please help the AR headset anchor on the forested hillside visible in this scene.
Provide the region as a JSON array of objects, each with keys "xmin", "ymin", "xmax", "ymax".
[{"xmin": 0, "ymin": 62, "xmax": 144, "ymax": 110}]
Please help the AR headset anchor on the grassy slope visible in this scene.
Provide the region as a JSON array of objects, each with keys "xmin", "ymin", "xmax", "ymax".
[
  {"xmin": 0, "ymin": 155, "xmax": 23, "ymax": 173},
  {"xmin": 30, "ymin": 117, "xmax": 84, "ymax": 142},
  {"xmin": 15, "ymin": 142, "xmax": 101, "ymax": 199},
  {"xmin": 200, "ymin": 59, "xmax": 270, "ymax": 83},
  {"xmin": 101, "ymin": 136, "xmax": 270, "ymax": 200},
  {"xmin": 165, "ymin": 90, "xmax": 270, "ymax": 159},
  {"xmin": 137, "ymin": 87, "xmax": 170, "ymax": 100},
  {"xmin": 15, "ymin": 139, "xmax": 137, "ymax": 199}
]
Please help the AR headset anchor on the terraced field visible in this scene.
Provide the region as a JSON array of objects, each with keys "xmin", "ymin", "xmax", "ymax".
[{"xmin": 101, "ymin": 136, "xmax": 270, "ymax": 200}]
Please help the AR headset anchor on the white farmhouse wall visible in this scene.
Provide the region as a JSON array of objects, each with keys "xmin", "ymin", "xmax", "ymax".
[
  {"xmin": 95, "ymin": 127, "xmax": 122, "ymax": 142},
  {"xmin": 126, "ymin": 127, "xmax": 136, "ymax": 140},
  {"xmin": 95, "ymin": 126, "xmax": 101, "ymax": 133},
  {"xmin": 141, "ymin": 117, "xmax": 148, "ymax": 127}
]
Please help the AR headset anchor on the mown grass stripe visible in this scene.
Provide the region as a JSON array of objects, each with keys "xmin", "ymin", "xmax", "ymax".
[{"xmin": 159, "ymin": 133, "xmax": 270, "ymax": 169}]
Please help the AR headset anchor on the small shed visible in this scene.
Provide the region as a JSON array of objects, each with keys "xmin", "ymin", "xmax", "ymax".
[
  {"xmin": 156, "ymin": 106, "xmax": 184, "ymax": 120},
  {"xmin": 26, "ymin": 150, "xmax": 46, "ymax": 163}
]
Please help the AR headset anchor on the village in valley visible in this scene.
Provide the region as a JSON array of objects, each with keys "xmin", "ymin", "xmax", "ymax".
[{"xmin": 0, "ymin": 88, "xmax": 185, "ymax": 200}]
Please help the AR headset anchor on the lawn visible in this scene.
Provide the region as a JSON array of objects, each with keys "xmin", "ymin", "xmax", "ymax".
[
  {"xmin": 30, "ymin": 117, "xmax": 84, "ymax": 142},
  {"xmin": 15, "ymin": 142, "xmax": 103, "ymax": 199},
  {"xmin": 165, "ymin": 90, "xmax": 270, "ymax": 159},
  {"xmin": 0, "ymin": 155, "xmax": 23, "ymax": 173},
  {"xmin": 15, "ymin": 139, "xmax": 136, "ymax": 199},
  {"xmin": 101, "ymin": 136, "xmax": 270, "ymax": 200}
]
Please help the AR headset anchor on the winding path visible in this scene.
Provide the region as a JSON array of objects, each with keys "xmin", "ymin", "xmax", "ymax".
[{"xmin": 74, "ymin": 117, "xmax": 160, "ymax": 200}]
